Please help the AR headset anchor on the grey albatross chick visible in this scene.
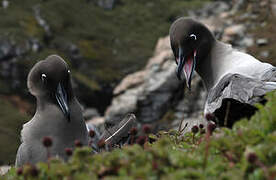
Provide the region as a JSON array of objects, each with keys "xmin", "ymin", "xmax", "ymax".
[
  {"xmin": 169, "ymin": 18, "xmax": 276, "ymax": 127},
  {"xmin": 16, "ymin": 55, "xmax": 88, "ymax": 166}
]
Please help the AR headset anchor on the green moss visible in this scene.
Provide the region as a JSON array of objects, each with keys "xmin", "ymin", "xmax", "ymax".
[
  {"xmin": 20, "ymin": 15, "xmax": 44, "ymax": 38},
  {"xmin": 0, "ymin": 98, "xmax": 29, "ymax": 165},
  {"xmin": 78, "ymin": 40, "xmax": 111, "ymax": 61},
  {"xmin": 0, "ymin": 80, "xmax": 10, "ymax": 94},
  {"xmin": 0, "ymin": 0, "xmax": 210, "ymax": 84},
  {"xmin": 72, "ymin": 71, "xmax": 101, "ymax": 91},
  {"xmin": 160, "ymin": 109, "xmax": 176, "ymax": 123}
]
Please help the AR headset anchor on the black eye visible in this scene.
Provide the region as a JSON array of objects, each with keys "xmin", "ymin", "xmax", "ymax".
[
  {"xmin": 189, "ymin": 34, "xmax": 197, "ymax": 40},
  {"xmin": 41, "ymin": 73, "xmax": 47, "ymax": 82}
]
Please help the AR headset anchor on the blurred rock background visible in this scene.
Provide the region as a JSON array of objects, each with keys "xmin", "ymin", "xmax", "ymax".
[{"xmin": 0, "ymin": 0, "xmax": 275, "ymax": 165}]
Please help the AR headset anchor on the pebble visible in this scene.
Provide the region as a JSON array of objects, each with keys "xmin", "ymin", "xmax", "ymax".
[
  {"xmin": 240, "ymin": 37, "xmax": 254, "ymax": 47},
  {"xmin": 0, "ymin": 166, "xmax": 11, "ymax": 175},
  {"xmin": 260, "ymin": 51, "xmax": 269, "ymax": 58},
  {"xmin": 224, "ymin": 24, "xmax": 245, "ymax": 36},
  {"xmin": 256, "ymin": 38, "xmax": 268, "ymax": 46}
]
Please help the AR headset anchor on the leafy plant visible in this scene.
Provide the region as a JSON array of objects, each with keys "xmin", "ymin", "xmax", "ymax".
[{"xmin": 3, "ymin": 91, "xmax": 276, "ymax": 179}]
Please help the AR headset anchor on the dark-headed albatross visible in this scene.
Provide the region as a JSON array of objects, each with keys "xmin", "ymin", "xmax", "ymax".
[
  {"xmin": 16, "ymin": 55, "xmax": 88, "ymax": 166},
  {"xmin": 170, "ymin": 18, "xmax": 276, "ymax": 126}
]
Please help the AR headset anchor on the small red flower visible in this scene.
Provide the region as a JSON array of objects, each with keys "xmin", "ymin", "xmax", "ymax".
[
  {"xmin": 143, "ymin": 124, "xmax": 151, "ymax": 134},
  {"xmin": 199, "ymin": 124, "xmax": 204, "ymax": 129},
  {"xmin": 247, "ymin": 152, "xmax": 258, "ymax": 164},
  {"xmin": 30, "ymin": 165, "xmax": 39, "ymax": 177},
  {"xmin": 129, "ymin": 127, "xmax": 138, "ymax": 136},
  {"xmin": 74, "ymin": 140, "xmax": 82, "ymax": 147},
  {"xmin": 16, "ymin": 167, "xmax": 23, "ymax": 176},
  {"xmin": 205, "ymin": 113, "xmax": 215, "ymax": 121},
  {"xmin": 191, "ymin": 125, "xmax": 199, "ymax": 134},
  {"xmin": 65, "ymin": 148, "xmax": 73, "ymax": 156},
  {"xmin": 136, "ymin": 136, "xmax": 147, "ymax": 146},
  {"xmin": 42, "ymin": 136, "xmax": 52, "ymax": 147},
  {"xmin": 89, "ymin": 130, "xmax": 95, "ymax": 138},
  {"xmin": 152, "ymin": 161, "xmax": 158, "ymax": 170},
  {"xmin": 207, "ymin": 122, "xmax": 216, "ymax": 134}
]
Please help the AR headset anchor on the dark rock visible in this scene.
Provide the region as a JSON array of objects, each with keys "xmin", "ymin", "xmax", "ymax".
[
  {"xmin": 65, "ymin": 43, "xmax": 82, "ymax": 68},
  {"xmin": 239, "ymin": 37, "xmax": 254, "ymax": 47},
  {"xmin": 171, "ymin": 74, "xmax": 207, "ymax": 133},
  {"xmin": 0, "ymin": 39, "xmax": 14, "ymax": 61},
  {"xmin": 231, "ymin": 0, "xmax": 246, "ymax": 14},
  {"xmin": 2, "ymin": 0, "xmax": 9, "ymax": 9},
  {"xmin": 83, "ymin": 108, "xmax": 100, "ymax": 120},
  {"xmin": 197, "ymin": 2, "xmax": 230, "ymax": 17},
  {"xmin": 95, "ymin": 0, "xmax": 117, "ymax": 10},
  {"xmin": 0, "ymin": 166, "xmax": 11, "ymax": 175},
  {"xmin": 29, "ymin": 39, "xmax": 41, "ymax": 53},
  {"xmin": 105, "ymin": 36, "xmax": 182, "ymax": 124},
  {"xmin": 260, "ymin": 51, "xmax": 269, "ymax": 58},
  {"xmin": 256, "ymin": 38, "xmax": 268, "ymax": 46},
  {"xmin": 33, "ymin": 5, "xmax": 52, "ymax": 41},
  {"xmin": 272, "ymin": 1, "xmax": 276, "ymax": 16},
  {"xmin": 67, "ymin": 43, "xmax": 81, "ymax": 59}
]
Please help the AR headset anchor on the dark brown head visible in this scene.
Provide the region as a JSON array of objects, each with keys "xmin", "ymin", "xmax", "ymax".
[
  {"xmin": 28, "ymin": 55, "xmax": 73, "ymax": 121},
  {"xmin": 169, "ymin": 18, "xmax": 215, "ymax": 89}
]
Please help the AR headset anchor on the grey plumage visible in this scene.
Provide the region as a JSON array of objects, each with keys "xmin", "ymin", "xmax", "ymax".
[
  {"xmin": 170, "ymin": 18, "xmax": 276, "ymax": 126},
  {"xmin": 16, "ymin": 55, "xmax": 88, "ymax": 166},
  {"xmin": 205, "ymin": 71, "xmax": 276, "ymax": 126}
]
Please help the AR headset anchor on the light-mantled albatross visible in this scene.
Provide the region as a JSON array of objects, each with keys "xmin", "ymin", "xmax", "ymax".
[
  {"xmin": 169, "ymin": 18, "xmax": 276, "ymax": 127},
  {"xmin": 16, "ymin": 55, "xmax": 88, "ymax": 166}
]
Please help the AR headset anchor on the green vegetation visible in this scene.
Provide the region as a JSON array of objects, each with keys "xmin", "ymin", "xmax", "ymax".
[
  {"xmin": 0, "ymin": 0, "xmax": 210, "ymax": 86},
  {"xmin": 0, "ymin": 98, "xmax": 29, "ymax": 165},
  {"xmin": 3, "ymin": 91, "xmax": 276, "ymax": 179},
  {"xmin": 0, "ymin": 0, "xmax": 210, "ymax": 165}
]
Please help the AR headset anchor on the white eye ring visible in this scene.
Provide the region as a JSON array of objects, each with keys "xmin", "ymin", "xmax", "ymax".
[
  {"xmin": 41, "ymin": 73, "xmax": 46, "ymax": 82},
  {"xmin": 68, "ymin": 70, "xmax": 71, "ymax": 73},
  {"xmin": 190, "ymin": 34, "xmax": 197, "ymax": 40}
]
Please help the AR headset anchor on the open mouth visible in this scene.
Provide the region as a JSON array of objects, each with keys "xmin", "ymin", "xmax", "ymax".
[{"xmin": 176, "ymin": 49, "xmax": 197, "ymax": 89}]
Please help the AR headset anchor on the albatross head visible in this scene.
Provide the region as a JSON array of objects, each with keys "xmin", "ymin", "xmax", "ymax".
[
  {"xmin": 27, "ymin": 55, "xmax": 73, "ymax": 121},
  {"xmin": 169, "ymin": 18, "xmax": 215, "ymax": 89}
]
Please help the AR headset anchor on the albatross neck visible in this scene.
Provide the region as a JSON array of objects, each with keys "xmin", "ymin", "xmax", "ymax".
[{"xmin": 196, "ymin": 40, "xmax": 233, "ymax": 92}]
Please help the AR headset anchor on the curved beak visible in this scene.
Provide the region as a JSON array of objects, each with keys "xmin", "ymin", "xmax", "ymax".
[
  {"xmin": 176, "ymin": 47, "xmax": 185, "ymax": 80},
  {"xmin": 55, "ymin": 82, "xmax": 70, "ymax": 122},
  {"xmin": 176, "ymin": 47, "xmax": 196, "ymax": 90}
]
